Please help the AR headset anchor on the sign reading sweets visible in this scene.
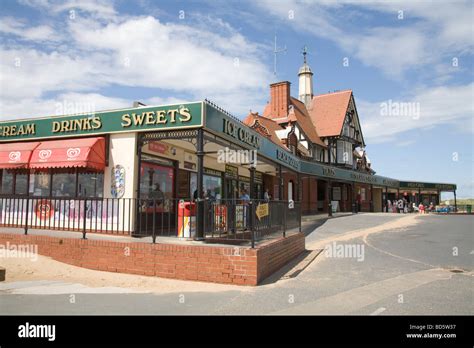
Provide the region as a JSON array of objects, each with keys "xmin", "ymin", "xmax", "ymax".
[{"xmin": 0, "ymin": 102, "xmax": 203, "ymax": 141}]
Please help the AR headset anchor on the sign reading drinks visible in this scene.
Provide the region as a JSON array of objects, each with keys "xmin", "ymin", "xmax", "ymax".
[{"xmin": 0, "ymin": 102, "xmax": 203, "ymax": 141}]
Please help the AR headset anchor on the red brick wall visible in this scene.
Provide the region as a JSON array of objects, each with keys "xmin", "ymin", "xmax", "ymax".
[
  {"xmin": 269, "ymin": 81, "xmax": 291, "ymax": 118},
  {"xmin": 0, "ymin": 232, "xmax": 305, "ymax": 286}
]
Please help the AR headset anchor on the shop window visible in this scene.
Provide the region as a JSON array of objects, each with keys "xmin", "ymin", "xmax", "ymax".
[
  {"xmin": 190, "ymin": 172, "xmax": 222, "ymax": 200},
  {"xmin": 30, "ymin": 171, "xmax": 51, "ymax": 197},
  {"xmin": 15, "ymin": 172, "xmax": 28, "ymax": 195},
  {"xmin": 140, "ymin": 162, "xmax": 174, "ymax": 202},
  {"xmin": 361, "ymin": 188, "xmax": 366, "ymax": 201},
  {"xmin": 78, "ymin": 171, "xmax": 104, "ymax": 198},
  {"xmin": 52, "ymin": 170, "xmax": 76, "ymax": 197},
  {"xmin": 0, "ymin": 170, "xmax": 14, "ymax": 195}
]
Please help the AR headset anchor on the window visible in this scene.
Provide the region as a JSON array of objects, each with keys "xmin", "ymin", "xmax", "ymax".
[
  {"xmin": 52, "ymin": 170, "xmax": 76, "ymax": 197},
  {"xmin": 190, "ymin": 172, "xmax": 222, "ymax": 200},
  {"xmin": 0, "ymin": 170, "xmax": 14, "ymax": 195},
  {"xmin": 78, "ymin": 171, "xmax": 104, "ymax": 198},
  {"xmin": 15, "ymin": 172, "xmax": 28, "ymax": 195},
  {"xmin": 337, "ymin": 141, "xmax": 353, "ymax": 165},
  {"xmin": 30, "ymin": 171, "xmax": 51, "ymax": 196},
  {"xmin": 140, "ymin": 162, "xmax": 174, "ymax": 200}
]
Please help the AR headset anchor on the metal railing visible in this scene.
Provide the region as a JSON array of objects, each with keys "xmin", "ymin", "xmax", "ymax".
[
  {"xmin": 0, "ymin": 196, "xmax": 134, "ymax": 237},
  {"xmin": 0, "ymin": 196, "xmax": 302, "ymax": 247},
  {"xmin": 202, "ymin": 199, "xmax": 301, "ymax": 247}
]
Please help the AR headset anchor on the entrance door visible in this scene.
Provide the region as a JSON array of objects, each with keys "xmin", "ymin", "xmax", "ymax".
[
  {"xmin": 317, "ymin": 180, "xmax": 327, "ymax": 212},
  {"xmin": 137, "ymin": 160, "xmax": 176, "ymax": 236}
]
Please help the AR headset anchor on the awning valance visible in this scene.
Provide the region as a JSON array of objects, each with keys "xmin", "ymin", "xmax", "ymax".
[
  {"xmin": 0, "ymin": 141, "xmax": 41, "ymax": 169},
  {"xmin": 29, "ymin": 137, "xmax": 106, "ymax": 170}
]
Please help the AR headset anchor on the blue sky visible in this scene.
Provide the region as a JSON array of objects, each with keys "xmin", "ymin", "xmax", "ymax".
[{"xmin": 0, "ymin": 0, "xmax": 473, "ymax": 198}]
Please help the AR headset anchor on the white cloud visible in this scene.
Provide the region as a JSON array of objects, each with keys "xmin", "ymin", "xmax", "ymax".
[
  {"xmin": 0, "ymin": 92, "xmax": 131, "ymax": 120},
  {"xmin": 0, "ymin": 10, "xmax": 272, "ymax": 120},
  {"xmin": 358, "ymin": 83, "xmax": 474, "ymax": 144},
  {"xmin": 0, "ymin": 17, "xmax": 60, "ymax": 41},
  {"xmin": 253, "ymin": 0, "xmax": 473, "ymax": 79}
]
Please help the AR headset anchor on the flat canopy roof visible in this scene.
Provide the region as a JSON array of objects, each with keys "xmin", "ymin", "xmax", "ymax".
[{"xmin": 0, "ymin": 100, "xmax": 456, "ymax": 191}]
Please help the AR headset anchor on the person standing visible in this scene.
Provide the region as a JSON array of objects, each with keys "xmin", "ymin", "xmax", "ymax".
[{"xmin": 264, "ymin": 188, "xmax": 270, "ymax": 202}]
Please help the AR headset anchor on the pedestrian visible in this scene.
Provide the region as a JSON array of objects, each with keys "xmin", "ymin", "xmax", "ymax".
[
  {"xmin": 264, "ymin": 188, "xmax": 270, "ymax": 202},
  {"xmin": 397, "ymin": 199, "xmax": 404, "ymax": 213},
  {"xmin": 418, "ymin": 202, "xmax": 425, "ymax": 214},
  {"xmin": 387, "ymin": 199, "xmax": 392, "ymax": 213}
]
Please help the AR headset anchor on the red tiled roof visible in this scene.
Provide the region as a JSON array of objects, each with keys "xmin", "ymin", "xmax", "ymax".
[
  {"xmin": 262, "ymin": 97, "xmax": 326, "ymax": 148},
  {"xmin": 289, "ymin": 97, "xmax": 326, "ymax": 147},
  {"xmin": 307, "ymin": 90, "xmax": 352, "ymax": 137},
  {"xmin": 242, "ymin": 112, "xmax": 288, "ymax": 149}
]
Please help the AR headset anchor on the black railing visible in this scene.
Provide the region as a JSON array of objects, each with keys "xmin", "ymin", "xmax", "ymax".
[
  {"xmin": 0, "ymin": 196, "xmax": 302, "ymax": 247},
  {"xmin": 0, "ymin": 196, "xmax": 134, "ymax": 237},
  {"xmin": 202, "ymin": 199, "xmax": 301, "ymax": 247}
]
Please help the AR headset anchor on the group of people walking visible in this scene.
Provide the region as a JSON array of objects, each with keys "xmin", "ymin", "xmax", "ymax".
[{"xmin": 386, "ymin": 198, "xmax": 435, "ymax": 214}]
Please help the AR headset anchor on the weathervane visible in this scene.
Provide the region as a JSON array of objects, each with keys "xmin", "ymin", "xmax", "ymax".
[
  {"xmin": 273, "ymin": 33, "xmax": 287, "ymax": 78},
  {"xmin": 302, "ymin": 45, "xmax": 308, "ymax": 64}
]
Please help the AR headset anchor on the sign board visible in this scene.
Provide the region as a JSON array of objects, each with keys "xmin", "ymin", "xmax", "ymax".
[
  {"xmin": 0, "ymin": 102, "xmax": 203, "ymax": 142},
  {"xmin": 255, "ymin": 203, "xmax": 269, "ymax": 220},
  {"xmin": 333, "ymin": 187, "xmax": 341, "ymax": 201}
]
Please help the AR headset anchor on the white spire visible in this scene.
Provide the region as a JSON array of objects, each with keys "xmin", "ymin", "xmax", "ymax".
[{"xmin": 298, "ymin": 46, "xmax": 313, "ymax": 107}]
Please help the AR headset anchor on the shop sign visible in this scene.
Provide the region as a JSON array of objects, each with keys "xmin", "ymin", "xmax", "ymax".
[
  {"xmin": 204, "ymin": 168, "xmax": 221, "ymax": 177},
  {"xmin": 0, "ymin": 102, "xmax": 203, "ymax": 141},
  {"xmin": 225, "ymin": 165, "xmax": 238, "ymax": 179},
  {"xmin": 399, "ymin": 182, "xmax": 456, "ymax": 191},
  {"xmin": 148, "ymin": 142, "xmax": 171, "ymax": 155},
  {"xmin": 222, "ymin": 119, "xmax": 261, "ymax": 149},
  {"xmin": 254, "ymin": 171, "xmax": 263, "ymax": 184},
  {"xmin": 322, "ymin": 167, "xmax": 336, "ymax": 177},
  {"xmin": 350, "ymin": 172, "xmax": 377, "ymax": 184},
  {"xmin": 183, "ymin": 161, "xmax": 196, "ymax": 170},
  {"xmin": 276, "ymin": 149, "xmax": 299, "ymax": 170},
  {"xmin": 255, "ymin": 203, "xmax": 269, "ymax": 220}
]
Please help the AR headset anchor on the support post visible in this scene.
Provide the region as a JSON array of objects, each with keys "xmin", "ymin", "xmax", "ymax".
[
  {"xmin": 195, "ymin": 128, "xmax": 205, "ymax": 240},
  {"xmin": 24, "ymin": 171, "xmax": 30, "ymax": 235},
  {"xmin": 370, "ymin": 184, "xmax": 374, "ymax": 212},
  {"xmin": 418, "ymin": 188, "xmax": 421, "ymax": 205},
  {"xmin": 454, "ymin": 190, "xmax": 457, "ymax": 213},
  {"xmin": 134, "ymin": 135, "xmax": 143, "ymax": 236},
  {"xmin": 278, "ymin": 164, "xmax": 283, "ymax": 201},
  {"xmin": 249, "ymin": 166, "xmax": 255, "ymax": 247},
  {"xmin": 352, "ymin": 182, "xmax": 357, "ymax": 214},
  {"xmin": 327, "ymin": 180, "xmax": 333, "ymax": 217},
  {"xmin": 384, "ymin": 186, "xmax": 388, "ymax": 213}
]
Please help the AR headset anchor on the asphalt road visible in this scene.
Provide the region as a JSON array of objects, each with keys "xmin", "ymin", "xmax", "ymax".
[{"xmin": 1, "ymin": 213, "xmax": 472, "ymax": 315}]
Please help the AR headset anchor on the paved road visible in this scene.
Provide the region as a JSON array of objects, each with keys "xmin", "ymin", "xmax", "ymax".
[{"xmin": 1, "ymin": 213, "xmax": 472, "ymax": 315}]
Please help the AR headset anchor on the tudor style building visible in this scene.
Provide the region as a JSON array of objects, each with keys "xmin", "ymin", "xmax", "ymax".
[{"xmin": 0, "ymin": 52, "xmax": 458, "ymax": 243}]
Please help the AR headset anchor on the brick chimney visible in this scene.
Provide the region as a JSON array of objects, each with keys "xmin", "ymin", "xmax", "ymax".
[{"xmin": 269, "ymin": 81, "xmax": 291, "ymax": 118}]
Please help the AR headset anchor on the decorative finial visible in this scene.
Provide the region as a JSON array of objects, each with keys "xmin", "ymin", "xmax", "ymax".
[{"xmin": 302, "ymin": 45, "xmax": 308, "ymax": 64}]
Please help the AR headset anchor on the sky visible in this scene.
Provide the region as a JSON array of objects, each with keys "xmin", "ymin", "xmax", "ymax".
[{"xmin": 0, "ymin": 0, "xmax": 473, "ymax": 198}]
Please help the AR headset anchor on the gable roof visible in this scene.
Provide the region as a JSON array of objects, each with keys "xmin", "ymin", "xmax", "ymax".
[
  {"xmin": 262, "ymin": 97, "xmax": 326, "ymax": 148},
  {"xmin": 242, "ymin": 112, "xmax": 288, "ymax": 149},
  {"xmin": 288, "ymin": 97, "xmax": 326, "ymax": 148},
  {"xmin": 307, "ymin": 90, "xmax": 352, "ymax": 138}
]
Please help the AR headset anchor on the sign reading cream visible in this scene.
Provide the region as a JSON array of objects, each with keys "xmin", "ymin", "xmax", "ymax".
[{"xmin": 0, "ymin": 102, "xmax": 203, "ymax": 141}]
